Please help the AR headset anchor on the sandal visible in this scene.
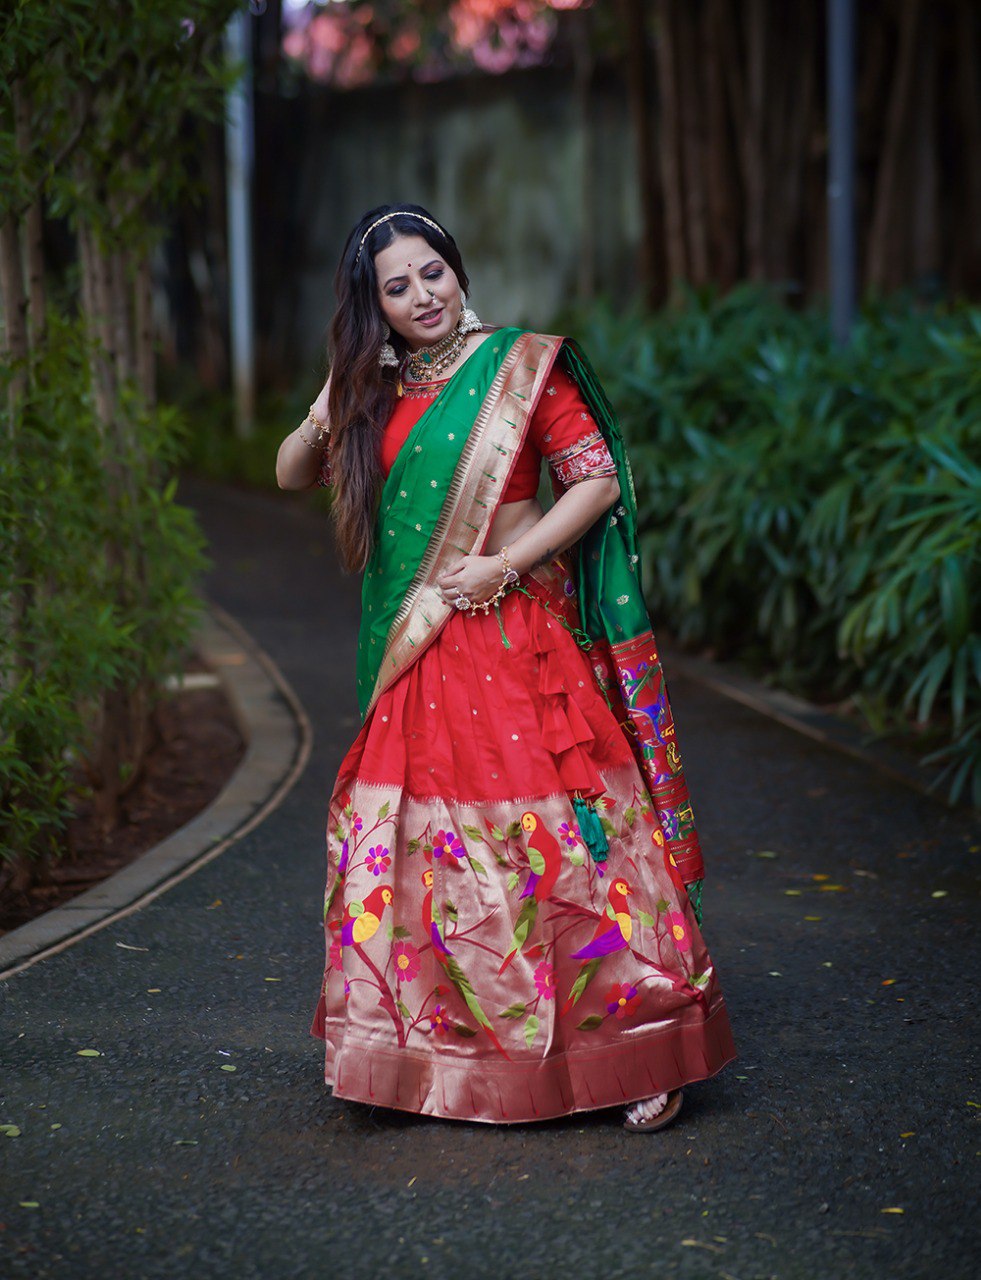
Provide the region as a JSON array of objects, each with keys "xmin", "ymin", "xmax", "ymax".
[{"xmin": 623, "ymin": 1088, "xmax": 683, "ymax": 1133}]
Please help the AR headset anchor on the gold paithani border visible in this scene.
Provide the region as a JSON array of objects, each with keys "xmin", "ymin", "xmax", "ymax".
[{"xmin": 366, "ymin": 332, "xmax": 564, "ymax": 715}]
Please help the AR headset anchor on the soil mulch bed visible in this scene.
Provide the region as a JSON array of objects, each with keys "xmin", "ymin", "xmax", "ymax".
[{"xmin": 0, "ymin": 652, "xmax": 246, "ymax": 937}]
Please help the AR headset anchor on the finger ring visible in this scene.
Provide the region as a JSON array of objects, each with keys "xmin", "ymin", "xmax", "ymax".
[{"xmin": 454, "ymin": 594, "xmax": 471, "ymax": 611}]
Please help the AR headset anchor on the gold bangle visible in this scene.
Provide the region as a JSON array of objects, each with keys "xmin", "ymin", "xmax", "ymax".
[
  {"xmin": 498, "ymin": 544, "xmax": 519, "ymax": 587},
  {"xmin": 308, "ymin": 404, "xmax": 329, "ymax": 435},
  {"xmin": 461, "ymin": 548, "xmax": 519, "ymax": 617},
  {"xmin": 297, "ymin": 419, "xmax": 326, "ymax": 451}
]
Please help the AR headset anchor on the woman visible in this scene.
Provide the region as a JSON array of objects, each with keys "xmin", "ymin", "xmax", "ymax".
[{"xmin": 277, "ymin": 204, "xmax": 736, "ymax": 1131}]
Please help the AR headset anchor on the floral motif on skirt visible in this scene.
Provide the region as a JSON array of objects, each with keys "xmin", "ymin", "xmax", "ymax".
[{"xmin": 311, "ymin": 575, "xmax": 736, "ymax": 1122}]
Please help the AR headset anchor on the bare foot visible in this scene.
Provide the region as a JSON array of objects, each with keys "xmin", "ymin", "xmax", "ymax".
[{"xmin": 624, "ymin": 1092, "xmax": 669, "ymax": 1126}]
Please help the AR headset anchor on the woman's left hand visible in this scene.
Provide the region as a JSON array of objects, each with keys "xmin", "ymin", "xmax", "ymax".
[{"xmin": 437, "ymin": 555, "xmax": 503, "ymax": 609}]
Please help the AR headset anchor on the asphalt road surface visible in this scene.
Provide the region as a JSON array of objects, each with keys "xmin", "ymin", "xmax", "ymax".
[{"xmin": 2, "ymin": 475, "xmax": 978, "ymax": 1280}]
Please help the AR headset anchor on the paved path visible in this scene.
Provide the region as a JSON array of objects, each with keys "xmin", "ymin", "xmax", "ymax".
[{"xmin": 2, "ymin": 475, "xmax": 978, "ymax": 1280}]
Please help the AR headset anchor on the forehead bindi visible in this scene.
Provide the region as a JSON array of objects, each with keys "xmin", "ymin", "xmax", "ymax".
[{"xmin": 375, "ymin": 234, "xmax": 441, "ymax": 282}]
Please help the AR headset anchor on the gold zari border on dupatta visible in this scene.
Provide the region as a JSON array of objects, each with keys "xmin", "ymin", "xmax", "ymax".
[{"xmin": 367, "ymin": 332, "xmax": 563, "ymax": 716}]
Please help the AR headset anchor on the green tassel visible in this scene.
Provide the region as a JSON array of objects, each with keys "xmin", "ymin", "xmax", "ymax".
[
  {"xmin": 686, "ymin": 878, "xmax": 703, "ymax": 926},
  {"xmin": 573, "ymin": 795, "xmax": 609, "ymax": 864},
  {"xmin": 494, "ymin": 601, "xmax": 511, "ymax": 649}
]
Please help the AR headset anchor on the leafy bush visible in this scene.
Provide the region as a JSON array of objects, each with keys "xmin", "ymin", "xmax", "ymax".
[
  {"xmin": 0, "ymin": 314, "xmax": 211, "ymax": 868},
  {"xmin": 566, "ymin": 288, "xmax": 980, "ymax": 806}
]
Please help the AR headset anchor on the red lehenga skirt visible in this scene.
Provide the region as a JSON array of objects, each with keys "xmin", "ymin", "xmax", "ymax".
[{"xmin": 311, "ymin": 561, "xmax": 736, "ymax": 1122}]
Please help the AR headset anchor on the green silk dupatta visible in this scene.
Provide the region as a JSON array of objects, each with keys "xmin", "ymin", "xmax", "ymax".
[
  {"xmin": 357, "ymin": 329, "xmax": 706, "ymax": 894},
  {"xmin": 357, "ymin": 326, "xmax": 528, "ymax": 713}
]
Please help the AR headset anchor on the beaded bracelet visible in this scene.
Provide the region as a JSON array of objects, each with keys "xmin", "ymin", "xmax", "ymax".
[
  {"xmin": 454, "ymin": 545, "xmax": 520, "ymax": 616},
  {"xmin": 298, "ymin": 403, "xmax": 330, "ymax": 451}
]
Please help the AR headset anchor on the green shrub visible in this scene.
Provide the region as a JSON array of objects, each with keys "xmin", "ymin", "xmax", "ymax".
[
  {"xmin": 0, "ymin": 313, "xmax": 211, "ymax": 867},
  {"xmin": 566, "ymin": 289, "xmax": 980, "ymax": 806}
]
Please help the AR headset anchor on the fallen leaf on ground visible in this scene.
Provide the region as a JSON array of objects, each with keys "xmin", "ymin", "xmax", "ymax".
[
  {"xmin": 900, "ymin": 1131, "xmax": 915, "ymax": 1137},
  {"xmin": 880, "ymin": 1207, "xmax": 904, "ymax": 1214},
  {"xmin": 821, "ymin": 961, "xmax": 833, "ymax": 967},
  {"xmin": 220, "ymin": 1065, "xmax": 237, "ymax": 1072},
  {"xmin": 753, "ymin": 850, "xmax": 779, "ymax": 859},
  {"xmin": 882, "ymin": 979, "xmax": 897, "ymax": 986},
  {"xmin": 931, "ymin": 890, "xmax": 948, "ymax": 898},
  {"xmin": 966, "ymin": 1100, "xmax": 980, "ymax": 1108},
  {"xmin": 19, "ymin": 1201, "xmax": 39, "ymax": 1209},
  {"xmin": 680, "ymin": 1239, "xmax": 724, "ymax": 1253},
  {"xmin": 174, "ymin": 1139, "xmax": 199, "ymax": 1146},
  {"xmin": 819, "ymin": 884, "xmax": 848, "ymax": 892},
  {"xmin": 784, "ymin": 889, "xmax": 803, "ymax": 896},
  {"xmin": 812, "ymin": 873, "xmax": 830, "ymax": 881},
  {"xmin": 76, "ymin": 1049, "xmax": 102, "ymax": 1057},
  {"xmin": 147, "ymin": 988, "xmax": 161, "ymax": 994},
  {"xmin": 115, "ymin": 942, "xmax": 149, "ymax": 952},
  {"xmin": 769, "ymin": 971, "xmax": 782, "ymax": 977},
  {"xmin": 408, "ymin": 1176, "xmax": 417, "ymax": 1187},
  {"xmin": 1, "ymin": 1124, "xmax": 21, "ymax": 1137},
  {"xmin": 264, "ymin": 978, "xmax": 281, "ymax": 982},
  {"xmin": 207, "ymin": 899, "xmax": 223, "ymax": 909},
  {"xmin": 804, "ymin": 916, "xmax": 822, "ymax": 921}
]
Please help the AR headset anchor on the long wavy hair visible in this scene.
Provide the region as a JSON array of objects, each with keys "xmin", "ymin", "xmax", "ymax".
[{"xmin": 327, "ymin": 203, "xmax": 471, "ymax": 573}]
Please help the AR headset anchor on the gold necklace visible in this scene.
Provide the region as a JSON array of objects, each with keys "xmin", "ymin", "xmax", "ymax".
[{"xmin": 403, "ymin": 324, "xmax": 468, "ymax": 383}]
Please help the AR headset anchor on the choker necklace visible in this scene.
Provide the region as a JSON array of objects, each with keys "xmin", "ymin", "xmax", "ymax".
[{"xmin": 402, "ymin": 324, "xmax": 469, "ymax": 384}]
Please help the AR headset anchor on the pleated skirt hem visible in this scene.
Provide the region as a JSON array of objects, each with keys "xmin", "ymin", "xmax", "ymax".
[{"xmin": 312, "ymin": 998, "xmax": 736, "ymax": 1125}]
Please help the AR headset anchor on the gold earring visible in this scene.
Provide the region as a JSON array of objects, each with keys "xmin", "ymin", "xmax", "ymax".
[
  {"xmin": 378, "ymin": 322, "xmax": 399, "ymax": 368},
  {"xmin": 457, "ymin": 295, "xmax": 482, "ymax": 335}
]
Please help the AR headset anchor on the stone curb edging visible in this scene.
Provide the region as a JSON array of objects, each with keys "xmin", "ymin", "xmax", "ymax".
[
  {"xmin": 663, "ymin": 646, "xmax": 954, "ymax": 808},
  {"xmin": 0, "ymin": 601, "xmax": 312, "ymax": 981}
]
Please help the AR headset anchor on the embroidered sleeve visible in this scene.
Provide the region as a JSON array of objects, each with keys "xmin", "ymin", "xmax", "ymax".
[
  {"xmin": 315, "ymin": 447, "xmax": 332, "ymax": 488},
  {"xmin": 547, "ymin": 429, "xmax": 617, "ymax": 488},
  {"xmin": 528, "ymin": 362, "xmax": 617, "ymax": 490}
]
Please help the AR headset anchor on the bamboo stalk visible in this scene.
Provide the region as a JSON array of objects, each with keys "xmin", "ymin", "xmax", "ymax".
[
  {"xmin": 909, "ymin": 16, "xmax": 939, "ymax": 284},
  {"xmin": 867, "ymin": 0, "xmax": 922, "ymax": 290},
  {"xmin": 654, "ymin": 0, "xmax": 689, "ymax": 294},
  {"xmin": 703, "ymin": 0, "xmax": 739, "ymax": 287},
  {"xmin": 742, "ymin": 0, "xmax": 768, "ymax": 280},
  {"xmin": 621, "ymin": 0, "xmax": 663, "ymax": 305},
  {"xmin": 12, "ymin": 81, "xmax": 46, "ymax": 356},
  {"xmin": 110, "ymin": 242, "xmax": 136, "ymax": 391},
  {"xmin": 676, "ymin": 0, "xmax": 710, "ymax": 285},
  {"xmin": 954, "ymin": 0, "xmax": 981, "ymax": 291},
  {"xmin": 0, "ymin": 216, "xmax": 29, "ymax": 423},
  {"xmin": 572, "ymin": 8, "xmax": 596, "ymax": 302},
  {"xmin": 134, "ymin": 250, "xmax": 156, "ymax": 408},
  {"xmin": 775, "ymin": 1, "xmax": 816, "ymax": 286}
]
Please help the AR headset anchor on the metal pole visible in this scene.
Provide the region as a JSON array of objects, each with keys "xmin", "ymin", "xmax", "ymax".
[
  {"xmin": 827, "ymin": 0, "xmax": 856, "ymax": 344},
  {"xmin": 225, "ymin": 7, "xmax": 256, "ymax": 437}
]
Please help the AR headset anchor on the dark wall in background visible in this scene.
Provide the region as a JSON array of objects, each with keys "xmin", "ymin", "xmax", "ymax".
[{"xmin": 161, "ymin": 0, "xmax": 981, "ymax": 390}]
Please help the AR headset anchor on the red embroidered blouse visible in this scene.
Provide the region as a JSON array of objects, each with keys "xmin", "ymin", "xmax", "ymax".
[{"xmin": 317, "ymin": 360, "xmax": 616, "ymax": 497}]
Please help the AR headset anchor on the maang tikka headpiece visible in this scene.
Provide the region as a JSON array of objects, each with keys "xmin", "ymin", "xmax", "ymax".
[{"xmin": 355, "ymin": 211, "xmax": 446, "ymax": 263}]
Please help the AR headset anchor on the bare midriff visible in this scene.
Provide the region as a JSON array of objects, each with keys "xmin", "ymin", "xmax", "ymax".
[{"xmin": 483, "ymin": 497, "xmax": 543, "ymax": 556}]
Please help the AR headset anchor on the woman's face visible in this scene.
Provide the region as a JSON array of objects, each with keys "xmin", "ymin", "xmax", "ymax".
[{"xmin": 374, "ymin": 233, "xmax": 462, "ymax": 351}]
